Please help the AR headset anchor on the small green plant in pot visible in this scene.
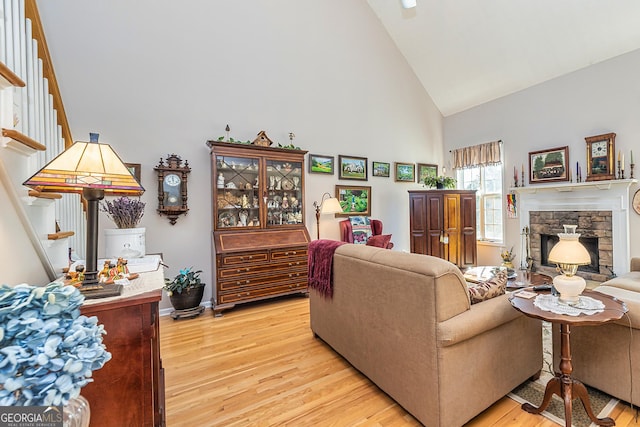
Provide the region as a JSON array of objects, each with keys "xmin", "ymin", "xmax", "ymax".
[
  {"xmin": 164, "ymin": 267, "xmax": 205, "ymax": 312},
  {"xmin": 423, "ymin": 175, "xmax": 456, "ymax": 189}
]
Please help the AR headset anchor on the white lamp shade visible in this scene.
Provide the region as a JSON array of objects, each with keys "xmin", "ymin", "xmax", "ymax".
[
  {"xmin": 321, "ymin": 197, "xmax": 343, "ymax": 215},
  {"xmin": 548, "ymin": 236, "xmax": 591, "ymax": 265}
]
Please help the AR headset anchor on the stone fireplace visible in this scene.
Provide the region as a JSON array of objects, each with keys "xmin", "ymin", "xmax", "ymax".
[
  {"xmin": 513, "ymin": 179, "xmax": 635, "ymax": 282},
  {"xmin": 530, "ymin": 210, "xmax": 612, "ymax": 282}
]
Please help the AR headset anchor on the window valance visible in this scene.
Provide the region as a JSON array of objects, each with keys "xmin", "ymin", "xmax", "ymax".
[{"xmin": 452, "ymin": 140, "xmax": 502, "ymax": 169}]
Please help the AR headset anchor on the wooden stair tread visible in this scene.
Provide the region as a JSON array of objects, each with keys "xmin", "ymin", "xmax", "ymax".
[
  {"xmin": 2, "ymin": 129, "xmax": 46, "ymax": 151},
  {"xmin": 28, "ymin": 190, "xmax": 62, "ymax": 199},
  {"xmin": 47, "ymin": 231, "xmax": 74, "ymax": 240},
  {"xmin": 0, "ymin": 61, "xmax": 26, "ymax": 87}
]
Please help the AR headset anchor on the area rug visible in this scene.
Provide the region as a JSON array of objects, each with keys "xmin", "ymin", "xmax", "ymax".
[{"xmin": 508, "ymin": 321, "xmax": 619, "ymax": 426}]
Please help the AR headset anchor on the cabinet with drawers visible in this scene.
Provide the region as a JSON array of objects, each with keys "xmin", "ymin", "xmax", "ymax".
[{"xmin": 208, "ymin": 141, "xmax": 310, "ymax": 315}]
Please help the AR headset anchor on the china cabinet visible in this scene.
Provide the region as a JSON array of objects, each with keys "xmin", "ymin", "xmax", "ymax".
[
  {"xmin": 207, "ymin": 141, "xmax": 310, "ymax": 315},
  {"xmin": 409, "ymin": 190, "xmax": 477, "ymax": 267}
]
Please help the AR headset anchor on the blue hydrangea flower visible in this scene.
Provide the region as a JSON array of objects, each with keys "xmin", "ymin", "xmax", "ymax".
[{"xmin": 0, "ymin": 282, "xmax": 111, "ymax": 406}]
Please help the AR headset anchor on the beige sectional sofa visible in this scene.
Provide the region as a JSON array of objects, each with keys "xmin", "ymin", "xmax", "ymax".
[
  {"xmin": 553, "ymin": 257, "xmax": 640, "ymax": 405},
  {"xmin": 309, "ymin": 244, "xmax": 543, "ymax": 427}
]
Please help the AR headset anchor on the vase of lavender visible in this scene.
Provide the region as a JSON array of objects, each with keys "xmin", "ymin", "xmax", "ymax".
[{"xmin": 100, "ymin": 196, "xmax": 146, "ymax": 258}]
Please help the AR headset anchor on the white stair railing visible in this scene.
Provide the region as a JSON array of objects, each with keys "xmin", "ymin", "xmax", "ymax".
[{"xmin": 1, "ymin": 0, "xmax": 85, "ymax": 278}]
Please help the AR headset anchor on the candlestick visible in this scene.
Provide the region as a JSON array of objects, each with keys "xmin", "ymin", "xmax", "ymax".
[
  {"xmin": 578, "ymin": 165, "xmax": 582, "ymax": 182},
  {"xmin": 631, "ymin": 163, "xmax": 635, "ymax": 179},
  {"xmin": 521, "ymin": 170, "xmax": 525, "ymax": 187},
  {"xmin": 618, "ymin": 160, "xmax": 623, "ymax": 179}
]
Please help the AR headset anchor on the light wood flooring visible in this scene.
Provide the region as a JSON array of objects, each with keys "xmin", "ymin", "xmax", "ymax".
[{"xmin": 160, "ymin": 296, "xmax": 639, "ymax": 426}]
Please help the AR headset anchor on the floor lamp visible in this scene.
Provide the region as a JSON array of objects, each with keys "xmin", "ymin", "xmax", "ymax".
[
  {"xmin": 23, "ymin": 134, "xmax": 144, "ymax": 298},
  {"xmin": 313, "ymin": 192, "xmax": 343, "ymax": 239}
]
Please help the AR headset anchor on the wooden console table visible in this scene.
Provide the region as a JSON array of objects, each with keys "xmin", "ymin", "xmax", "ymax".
[
  {"xmin": 509, "ymin": 289, "xmax": 627, "ymax": 427},
  {"xmin": 80, "ymin": 268, "xmax": 165, "ymax": 427}
]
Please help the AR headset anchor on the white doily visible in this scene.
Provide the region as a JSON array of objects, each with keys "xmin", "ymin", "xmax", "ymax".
[{"xmin": 533, "ymin": 294, "xmax": 605, "ymax": 316}]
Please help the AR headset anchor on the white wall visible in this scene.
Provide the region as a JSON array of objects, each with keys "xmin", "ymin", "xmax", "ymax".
[
  {"xmin": 35, "ymin": 0, "xmax": 444, "ymax": 309},
  {"xmin": 444, "ymin": 48, "xmax": 640, "ymax": 272}
]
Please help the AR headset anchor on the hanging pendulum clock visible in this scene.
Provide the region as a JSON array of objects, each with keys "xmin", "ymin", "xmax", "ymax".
[{"xmin": 154, "ymin": 154, "xmax": 190, "ymax": 224}]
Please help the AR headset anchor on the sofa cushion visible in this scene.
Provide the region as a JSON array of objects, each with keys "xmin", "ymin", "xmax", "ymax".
[
  {"xmin": 468, "ymin": 271, "xmax": 507, "ymax": 304},
  {"xmin": 600, "ymin": 272, "xmax": 640, "ymax": 293},
  {"xmin": 366, "ymin": 234, "xmax": 392, "ymax": 248},
  {"xmin": 349, "ymin": 216, "xmax": 372, "ymax": 244}
]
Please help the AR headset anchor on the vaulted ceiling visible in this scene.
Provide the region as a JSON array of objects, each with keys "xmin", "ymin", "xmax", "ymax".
[{"xmin": 367, "ymin": 0, "xmax": 640, "ymax": 116}]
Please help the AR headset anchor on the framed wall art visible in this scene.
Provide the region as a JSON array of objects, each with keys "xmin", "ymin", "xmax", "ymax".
[
  {"xmin": 528, "ymin": 146, "xmax": 569, "ymax": 184},
  {"xmin": 309, "ymin": 154, "xmax": 334, "ymax": 174},
  {"xmin": 585, "ymin": 132, "xmax": 616, "ymax": 181},
  {"xmin": 395, "ymin": 162, "xmax": 415, "ymax": 182},
  {"xmin": 417, "ymin": 163, "xmax": 438, "ymax": 184},
  {"xmin": 335, "ymin": 185, "xmax": 371, "ymax": 216},
  {"xmin": 338, "ymin": 155, "xmax": 367, "ymax": 180},
  {"xmin": 372, "ymin": 161, "xmax": 390, "ymax": 177},
  {"xmin": 125, "ymin": 163, "xmax": 142, "ymax": 183}
]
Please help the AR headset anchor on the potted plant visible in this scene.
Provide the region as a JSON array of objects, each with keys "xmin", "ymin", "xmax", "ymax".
[
  {"xmin": 100, "ymin": 196, "xmax": 146, "ymax": 258},
  {"xmin": 423, "ymin": 175, "xmax": 456, "ymax": 189},
  {"xmin": 164, "ymin": 267, "xmax": 205, "ymax": 313}
]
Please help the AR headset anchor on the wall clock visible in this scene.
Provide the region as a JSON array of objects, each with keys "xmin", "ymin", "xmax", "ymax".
[
  {"xmin": 585, "ymin": 132, "xmax": 616, "ymax": 182},
  {"xmin": 154, "ymin": 154, "xmax": 190, "ymax": 225},
  {"xmin": 633, "ymin": 189, "xmax": 640, "ymax": 216}
]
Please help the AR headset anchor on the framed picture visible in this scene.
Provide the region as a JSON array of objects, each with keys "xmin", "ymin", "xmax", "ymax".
[
  {"xmin": 528, "ymin": 146, "xmax": 569, "ymax": 184},
  {"xmin": 395, "ymin": 162, "xmax": 415, "ymax": 182},
  {"xmin": 585, "ymin": 132, "xmax": 616, "ymax": 181},
  {"xmin": 338, "ymin": 155, "xmax": 368, "ymax": 180},
  {"xmin": 309, "ymin": 154, "xmax": 334, "ymax": 174},
  {"xmin": 372, "ymin": 161, "xmax": 390, "ymax": 177},
  {"xmin": 125, "ymin": 163, "xmax": 141, "ymax": 183},
  {"xmin": 417, "ymin": 163, "xmax": 438, "ymax": 184},
  {"xmin": 335, "ymin": 185, "xmax": 371, "ymax": 216}
]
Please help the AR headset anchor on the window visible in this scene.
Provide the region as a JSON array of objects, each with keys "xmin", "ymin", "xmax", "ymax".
[{"xmin": 456, "ymin": 164, "xmax": 503, "ymax": 242}]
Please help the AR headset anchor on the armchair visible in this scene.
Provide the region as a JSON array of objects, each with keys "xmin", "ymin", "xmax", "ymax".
[{"xmin": 338, "ymin": 218, "xmax": 393, "ymax": 249}]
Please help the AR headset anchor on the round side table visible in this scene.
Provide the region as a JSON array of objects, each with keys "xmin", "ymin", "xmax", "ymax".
[{"xmin": 509, "ymin": 289, "xmax": 627, "ymax": 427}]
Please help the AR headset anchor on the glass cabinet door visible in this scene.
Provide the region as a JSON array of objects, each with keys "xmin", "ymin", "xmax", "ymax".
[
  {"xmin": 215, "ymin": 155, "xmax": 261, "ymax": 229},
  {"xmin": 265, "ymin": 159, "xmax": 303, "ymax": 226}
]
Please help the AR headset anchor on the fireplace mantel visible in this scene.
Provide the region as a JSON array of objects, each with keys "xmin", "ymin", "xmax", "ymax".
[
  {"xmin": 511, "ymin": 178, "xmax": 636, "ymax": 195},
  {"xmin": 512, "ymin": 179, "xmax": 637, "ymax": 276}
]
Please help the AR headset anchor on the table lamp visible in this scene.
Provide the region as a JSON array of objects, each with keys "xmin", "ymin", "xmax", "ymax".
[
  {"xmin": 548, "ymin": 224, "xmax": 591, "ymax": 305},
  {"xmin": 23, "ymin": 133, "xmax": 144, "ymax": 298},
  {"xmin": 313, "ymin": 192, "xmax": 343, "ymax": 239}
]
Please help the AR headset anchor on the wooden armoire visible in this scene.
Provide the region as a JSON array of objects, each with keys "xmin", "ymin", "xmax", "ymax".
[{"xmin": 409, "ymin": 190, "xmax": 477, "ymax": 267}]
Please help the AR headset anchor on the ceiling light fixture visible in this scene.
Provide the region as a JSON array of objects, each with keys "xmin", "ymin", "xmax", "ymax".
[{"xmin": 401, "ymin": 0, "xmax": 417, "ymax": 9}]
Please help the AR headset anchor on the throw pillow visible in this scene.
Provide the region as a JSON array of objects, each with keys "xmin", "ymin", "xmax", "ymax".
[
  {"xmin": 349, "ymin": 216, "xmax": 372, "ymax": 244},
  {"xmin": 468, "ymin": 270, "xmax": 507, "ymax": 304},
  {"xmin": 366, "ymin": 234, "xmax": 392, "ymax": 248}
]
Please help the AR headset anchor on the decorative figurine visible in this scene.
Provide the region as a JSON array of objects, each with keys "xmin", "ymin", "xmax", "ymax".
[
  {"xmin": 239, "ymin": 210, "xmax": 248, "ymax": 226},
  {"xmin": 217, "ymin": 172, "xmax": 225, "ymax": 189}
]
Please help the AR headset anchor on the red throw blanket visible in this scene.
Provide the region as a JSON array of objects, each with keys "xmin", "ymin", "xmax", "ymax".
[{"xmin": 308, "ymin": 239, "xmax": 346, "ymax": 298}]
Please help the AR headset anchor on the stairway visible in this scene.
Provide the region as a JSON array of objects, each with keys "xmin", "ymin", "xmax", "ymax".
[{"xmin": 0, "ymin": 1, "xmax": 84, "ymax": 284}]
